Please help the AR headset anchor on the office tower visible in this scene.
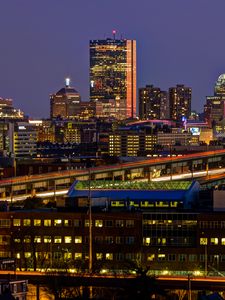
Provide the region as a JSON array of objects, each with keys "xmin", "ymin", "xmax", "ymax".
[
  {"xmin": 139, "ymin": 85, "xmax": 169, "ymax": 120},
  {"xmin": 90, "ymin": 37, "xmax": 136, "ymax": 119},
  {"xmin": 50, "ymin": 79, "xmax": 81, "ymax": 119},
  {"xmin": 169, "ymin": 84, "xmax": 192, "ymax": 122},
  {"xmin": 204, "ymin": 74, "xmax": 225, "ymax": 127},
  {"xmin": 215, "ymin": 74, "xmax": 225, "ymax": 96}
]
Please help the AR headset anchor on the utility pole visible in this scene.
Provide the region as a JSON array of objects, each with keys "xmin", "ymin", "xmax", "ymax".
[{"xmin": 88, "ymin": 169, "xmax": 92, "ymax": 274}]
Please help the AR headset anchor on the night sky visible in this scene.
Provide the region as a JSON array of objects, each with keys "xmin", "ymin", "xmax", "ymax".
[{"xmin": 1, "ymin": 0, "xmax": 225, "ymax": 118}]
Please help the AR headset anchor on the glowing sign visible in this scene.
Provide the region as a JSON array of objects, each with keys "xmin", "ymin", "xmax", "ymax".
[
  {"xmin": 190, "ymin": 127, "xmax": 200, "ymax": 136},
  {"xmin": 90, "ymin": 80, "xmax": 95, "ymax": 88}
]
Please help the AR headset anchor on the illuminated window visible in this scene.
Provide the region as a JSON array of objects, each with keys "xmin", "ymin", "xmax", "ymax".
[
  {"xmin": 54, "ymin": 219, "xmax": 62, "ymax": 226},
  {"xmin": 34, "ymin": 236, "xmax": 41, "ymax": 243},
  {"xmin": 147, "ymin": 254, "xmax": 155, "ymax": 261},
  {"xmin": 24, "ymin": 236, "xmax": 31, "ymax": 243},
  {"xmin": 95, "ymin": 220, "xmax": 103, "ymax": 227},
  {"xmin": 44, "ymin": 219, "xmax": 51, "ymax": 226},
  {"xmin": 34, "ymin": 219, "xmax": 41, "ymax": 226},
  {"xmin": 106, "ymin": 253, "xmax": 113, "ymax": 260},
  {"xmin": 13, "ymin": 219, "xmax": 21, "ymax": 226},
  {"xmin": 44, "ymin": 236, "xmax": 51, "ymax": 243},
  {"xmin": 75, "ymin": 236, "xmax": 82, "ymax": 244},
  {"xmin": 16, "ymin": 253, "xmax": 20, "ymax": 259},
  {"xmin": 65, "ymin": 236, "xmax": 72, "ymax": 244},
  {"xmin": 75, "ymin": 253, "xmax": 82, "ymax": 260},
  {"xmin": 85, "ymin": 220, "xmax": 90, "ymax": 227},
  {"xmin": 64, "ymin": 252, "xmax": 72, "ymax": 260},
  {"xmin": 64, "ymin": 219, "xmax": 72, "ymax": 227},
  {"xmin": 221, "ymin": 238, "xmax": 225, "ymax": 245},
  {"xmin": 210, "ymin": 238, "xmax": 218, "ymax": 245},
  {"xmin": 23, "ymin": 219, "xmax": 31, "ymax": 226},
  {"xmin": 24, "ymin": 252, "xmax": 31, "ymax": 258},
  {"xmin": 143, "ymin": 237, "xmax": 151, "ymax": 246},
  {"xmin": 200, "ymin": 238, "xmax": 208, "ymax": 245},
  {"xmin": 14, "ymin": 238, "xmax": 20, "ymax": 243},
  {"xmin": 54, "ymin": 236, "xmax": 62, "ymax": 243},
  {"xmin": 158, "ymin": 254, "xmax": 166, "ymax": 261},
  {"xmin": 96, "ymin": 253, "xmax": 103, "ymax": 260}
]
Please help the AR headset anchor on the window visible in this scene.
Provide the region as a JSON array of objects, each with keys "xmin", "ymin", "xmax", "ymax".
[
  {"xmin": 105, "ymin": 236, "xmax": 113, "ymax": 244},
  {"xmin": 143, "ymin": 237, "xmax": 151, "ymax": 246},
  {"xmin": 116, "ymin": 253, "xmax": 124, "ymax": 261},
  {"xmin": 189, "ymin": 254, "xmax": 197, "ymax": 262},
  {"xmin": 44, "ymin": 236, "xmax": 51, "ymax": 243},
  {"xmin": 115, "ymin": 236, "xmax": 124, "ymax": 244},
  {"xmin": 147, "ymin": 254, "xmax": 155, "ymax": 261},
  {"xmin": 106, "ymin": 253, "xmax": 113, "ymax": 260},
  {"xmin": 200, "ymin": 238, "xmax": 208, "ymax": 245},
  {"xmin": 0, "ymin": 220, "xmax": 10, "ymax": 228},
  {"xmin": 105, "ymin": 220, "xmax": 113, "ymax": 227},
  {"xmin": 14, "ymin": 238, "xmax": 21, "ymax": 243},
  {"xmin": 75, "ymin": 236, "xmax": 82, "ymax": 244},
  {"xmin": 65, "ymin": 236, "xmax": 72, "ymax": 244},
  {"xmin": 24, "ymin": 252, "xmax": 31, "ymax": 258},
  {"xmin": 34, "ymin": 219, "xmax": 41, "ymax": 226},
  {"xmin": 44, "ymin": 219, "xmax": 51, "ymax": 226},
  {"xmin": 13, "ymin": 219, "xmax": 20, "ymax": 226},
  {"xmin": 74, "ymin": 219, "xmax": 81, "ymax": 227},
  {"xmin": 95, "ymin": 236, "xmax": 103, "ymax": 244},
  {"xmin": 23, "ymin": 219, "xmax": 31, "ymax": 226},
  {"xmin": 168, "ymin": 254, "xmax": 176, "ymax": 262},
  {"xmin": 34, "ymin": 236, "xmax": 41, "ymax": 243},
  {"xmin": 85, "ymin": 220, "xmax": 90, "ymax": 227},
  {"xmin": 54, "ymin": 219, "xmax": 62, "ymax": 226},
  {"xmin": 24, "ymin": 236, "xmax": 31, "ymax": 243},
  {"xmin": 210, "ymin": 238, "xmax": 218, "ymax": 245},
  {"xmin": 126, "ymin": 220, "xmax": 134, "ymax": 228},
  {"xmin": 125, "ymin": 236, "xmax": 134, "ymax": 245},
  {"xmin": 75, "ymin": 253, "xmax": 82, "ymax": 260},
  {"xmin": 0, "ymin": 236, "xmax": 10, "ymax": 245},
  {"xmin": 54, "ymin": 236, "xmax": 62, "ymax": 243},
  {"xmin": 115, "ymin": 220, "xmax": 124, "ymax": 227},
  {"xmin": 96, "ymin": 253, "xmax": 103, "ymax": 260},
  {"xmin": 222, "ymin": 238, "xmax": 225, "ymax": 245},
  {"xmin": 178, "ymin": 254, "xmax": 187, "ymax": 262},
  {"xmin": 95, "ymin": 220, "xmax": 103, "ymax": 227},
  {"xmin": 158, "ymin": 254, "xmax": 166, "ymax": 261},
  {"xmin": 64, "ymin": 252, "xmax": 72, "ymax": 260},
  {"xmin": 125, "ymin": 253, "xmax": 136, "ymax": 260},
  {"xmin": 64, "ymin": 219, "xmax": 72, "ymax": 227}
]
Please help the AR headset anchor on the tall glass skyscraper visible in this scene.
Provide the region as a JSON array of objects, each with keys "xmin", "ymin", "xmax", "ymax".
[{"xmin": 90, "ymin": 38, "xmax": 136, "ymax": 119}]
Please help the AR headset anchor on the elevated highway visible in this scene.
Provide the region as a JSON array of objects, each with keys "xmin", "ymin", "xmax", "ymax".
[
  {"xmin": 1, "ymin": 149, "xmax": 225, "ymax": 199},
  {"xmin": 1, "ymin": 270, "xmax": 225, "ymax": 291}
]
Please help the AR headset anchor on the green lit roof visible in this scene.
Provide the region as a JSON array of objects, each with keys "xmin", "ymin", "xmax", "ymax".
[{"xmin": 74, "ymin": 180, "xmax": 192, "ymax": 191}]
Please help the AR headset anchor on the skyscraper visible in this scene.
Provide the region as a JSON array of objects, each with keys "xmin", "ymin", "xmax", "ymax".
[
  {"xmin": 50, "ymin": 79, "xmax": 81, "ymax": 120},
  {"xmin": 90, "ymin": 36, "xmax": 136, "ymax": 119},
  {"xmin": 139, "ymin": 85, "xmax": 169, "ymax": 120},
  {"xmin": 169, "ymin": 84, "xmax": 191, "ymax": 122}
]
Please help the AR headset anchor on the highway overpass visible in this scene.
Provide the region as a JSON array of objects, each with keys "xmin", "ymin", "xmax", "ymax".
[{"xmin": 1, "ymin": 149, "xmax": 225, "ymax": 199}]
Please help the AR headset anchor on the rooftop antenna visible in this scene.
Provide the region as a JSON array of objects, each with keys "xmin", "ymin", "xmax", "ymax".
[
  {"xmin": 112, "ymin": 29, "xmax": 116, "ymax": 40},
  {"xmin": 65, "ymin": 77, "xmax": 70, "ymax": 87}
]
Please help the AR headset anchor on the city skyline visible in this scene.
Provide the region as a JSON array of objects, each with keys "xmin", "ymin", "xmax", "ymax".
[{"xmin": 1, "ymin": 0, "xmax": 225, "ymax": 118}]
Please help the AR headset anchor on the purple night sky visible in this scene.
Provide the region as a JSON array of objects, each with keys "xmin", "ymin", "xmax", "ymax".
[{"xmin": 0, "ymin": 0, "xmax": 225, "ymax": 118}]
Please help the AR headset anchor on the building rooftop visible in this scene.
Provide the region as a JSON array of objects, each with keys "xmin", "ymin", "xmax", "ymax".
[{"xmin": 73, "ymin": 180, "xmax": 192, "ymax": 191}]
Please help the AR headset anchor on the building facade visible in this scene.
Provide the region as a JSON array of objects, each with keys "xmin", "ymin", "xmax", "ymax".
[
  {"xmin": 139, "ymin": 85, "xmax": 168, "ymax": 120},
  {"xmin": 90, "ymin": 38, "xmax": 136, "ymax": 119},
  {"xmin": 169, "ymin": 84, "xmax": 191, "ymax": 122},
  {"xmin": 50, "ymin": 79, "xmax": 81, "ymax": 119}
]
